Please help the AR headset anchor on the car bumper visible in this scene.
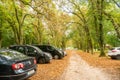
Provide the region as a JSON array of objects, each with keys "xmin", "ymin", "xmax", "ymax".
[
  {"xmin": 0, "ymin": 67, "xmax": 37, "ymax": 80},
  {"xmin": 108, "ymin": 54, "xmax": 120, "ymax": 59}
]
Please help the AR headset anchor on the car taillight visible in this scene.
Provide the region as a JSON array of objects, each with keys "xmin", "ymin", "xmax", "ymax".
[
  {"xmin": 112, "ymin": 50, "xmax": 117, "ymax": 52},
  {"xmin": 34, "ymin": 58, "xmax": 37, "ymax": 64},
  {"xmin": 12, "ymin": 63, "xmax": 24, "ymax": 70}
]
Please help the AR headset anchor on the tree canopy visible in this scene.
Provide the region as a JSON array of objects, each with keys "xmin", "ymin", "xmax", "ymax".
[{"xmin": 0, "ymin": 0, "xmax": 120, "ymax": 56}]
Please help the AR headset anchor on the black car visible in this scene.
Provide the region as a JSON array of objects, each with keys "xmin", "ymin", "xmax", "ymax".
[
  {"xmin": 9, "ymin": 45, "xmax": 52, "ymax": 64},
  {"xmin": 33, "ymin": 45, "xmax": 64, "ymax": 59},
  {"xmin": 0, "ymin": 49, "xmax": 37, "ymax": 80}
]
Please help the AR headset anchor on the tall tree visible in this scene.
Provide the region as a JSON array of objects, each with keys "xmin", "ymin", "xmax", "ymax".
[
  {"xmin": 0, "ymin": 2, "xmax": 5, "ymax": 47},
  {"xmin": 97, "ymin": 0, "xmax": 105, "ymax": 56},
  {"xmin": 4, "ymin": 0, "xmax": 29, "ymax": 44},
  {"xmin": 66, "ymin": 0, "xmax": 94, "ymax": 54},
  {"xmin": 88, "ymin": 0, "xmax": 105, "ymax": 56}
]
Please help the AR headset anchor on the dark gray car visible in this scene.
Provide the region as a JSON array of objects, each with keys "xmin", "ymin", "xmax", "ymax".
[
  {"xmin": 0, "ymin": 49, "xmax": 37, "ymax": 80},
  {"xmin": 9, "ymin": 45, "xmax": 52, "ymax": 64},
  {"xmin": 33, "ymin": 45, "xmax": 64, "ymax": 59}
]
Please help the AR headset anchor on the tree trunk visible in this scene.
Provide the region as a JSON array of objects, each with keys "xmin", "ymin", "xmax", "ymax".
[
  {"xmin": 61, "ymin": 37, "xmax": 66, "ymax": 49},
  {"xmin": 0, "ymin": 20, "xmax": 2, "ymax": 48},
  {"xmin": 79, "ymin": 9, "xmax": 93, "ymax": 54},
  {"xmin": 97, "ymin": 0, "xmax": 105, "ymax": 56},
  {"xmin": 0, "ymin": 39, "xmax": 2, "ymax": 48},
  {"xmin": 84, "ymin": 25, "xmax": 93, "ymax": 54}
]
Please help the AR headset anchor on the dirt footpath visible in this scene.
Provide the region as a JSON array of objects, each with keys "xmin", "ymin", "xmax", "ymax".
[
  {"xmin": 29, "ymin": 50, "xmax": 120, "ymax": 80},
  {"xmin": 60, "ymin": 51, "xmax": 112, "ymax": 80}
]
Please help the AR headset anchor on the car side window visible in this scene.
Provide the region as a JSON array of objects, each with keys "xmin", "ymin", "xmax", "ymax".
[
  {"xmin": 47, "ymin": 46, "xmax": 54, "ymax": 51},
  {"xmin": 10, "ymin": 46, "xmax": 17, "ymax": 50},
  {"xmin": 26, "ymin": 47, "xmax": 37, "ymax": 55},
  {"xmin": 18, "ymin": 47, "xmax": 24, "ymax": 53},
  {"xmin": 40, "ymin": 46, "xmax": 46, "ymax": 51}
]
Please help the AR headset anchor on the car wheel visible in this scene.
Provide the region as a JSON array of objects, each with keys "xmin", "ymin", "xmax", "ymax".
[
  {"xmin": 44, "ymin": 57, "xmax": 51, "ymax": 63},
  {"xmin": 46, "ymin": 59, "xmax": 51, "ymax": 63},
  {"xmin": 54, "ymin": 55, "xmax": 59, "ymax": 59},
  {"xmin": 38, "ymin": 58, "xmax": 45, "ymax": 64}
]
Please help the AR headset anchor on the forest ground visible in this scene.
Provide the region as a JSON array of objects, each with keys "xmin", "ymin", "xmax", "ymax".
[{"xmin": 28, "ymin": 50, "xmax": 120, "ymax": 80}]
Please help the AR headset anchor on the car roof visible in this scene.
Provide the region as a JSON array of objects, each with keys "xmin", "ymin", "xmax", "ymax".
[
  {"xmin": 33, "ymin": 44, "xmax": 50, "ymax": 46},
  {"xmin": 10, "ymin": 45, "xmax": 43, "ymax": 52},
  {"xmin": 10, "ymin": 45, "xmax": 37, "ymax": 47}
]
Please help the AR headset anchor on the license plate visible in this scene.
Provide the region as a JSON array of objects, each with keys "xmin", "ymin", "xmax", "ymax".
[{"xmin": 28, "ymin": 70, "xmax": 35, "ymax": 75}]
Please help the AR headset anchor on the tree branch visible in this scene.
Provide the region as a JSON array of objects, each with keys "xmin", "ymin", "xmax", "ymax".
[{"xmin": 112, "ymin": 0, "xmax": 120, "ymax": 8}]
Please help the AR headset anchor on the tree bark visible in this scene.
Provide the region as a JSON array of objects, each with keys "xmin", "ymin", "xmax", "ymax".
[
  {"xmin": 0, "ymin": 19, "xmax": 2, "ymax": 48},
  {"xmin": 97, "ymin": 0, "xmax": 105, "ymax": 56}
]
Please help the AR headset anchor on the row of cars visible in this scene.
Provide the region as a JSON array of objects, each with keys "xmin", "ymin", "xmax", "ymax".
[{"xmin": 0, "ymin": 45, "xmax": 66, "ymax": 80}]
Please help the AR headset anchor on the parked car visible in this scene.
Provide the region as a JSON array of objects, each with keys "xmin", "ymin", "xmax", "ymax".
[
  {"xmin": 9, "ymin": 45, "xmax": 52, "ymax": 64},
  {"xmin": 0, "ymin": 49, "xmax": 37, "ymax": 80},
  {"xmin": 60, "ymin": 48, "xmax": 67, "ymax": 56},
  {"xmin": 108, "ymin": 47, "xmax": 120, "ymax": 59},
  {"xmin": 33, "ymin": 45, "xmax": 64, "ymax": 59}
]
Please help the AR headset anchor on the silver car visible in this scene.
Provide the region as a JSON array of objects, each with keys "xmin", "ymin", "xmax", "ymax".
[{"xmin": 108, "ymin": 47, "xmax": 120, "ymax": 59}]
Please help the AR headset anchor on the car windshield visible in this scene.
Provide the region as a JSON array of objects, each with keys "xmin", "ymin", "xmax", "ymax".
[{"xmin": 0, "ymin": 49, "xmax": 26, "ymax": 60}]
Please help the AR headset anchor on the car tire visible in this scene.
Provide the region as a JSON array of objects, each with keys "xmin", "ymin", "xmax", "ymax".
[
  {"xmin": 38, "ymin": 58, "xmax": 45, "ymax": 64},
  {"xmin": 44, "ymin": 57, "xmax": 51, "ymax": 63},
  {"xmin": 54, "ymin": 55, "xmax": 59, "ymax": 59},
  {"xmin": 46, "ymin": 59, "xmax": 51, "ymax": 63}
]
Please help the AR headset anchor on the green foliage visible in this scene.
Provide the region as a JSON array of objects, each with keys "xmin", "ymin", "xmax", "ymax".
[{"xmin": 0, "ymin": 0, "xmax": 120, "ymax": 51}]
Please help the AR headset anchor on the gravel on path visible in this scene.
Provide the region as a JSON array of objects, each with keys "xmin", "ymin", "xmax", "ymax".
[{"xmin": 60, "ymin": 51, "xmax": 112, "ymax": 80}]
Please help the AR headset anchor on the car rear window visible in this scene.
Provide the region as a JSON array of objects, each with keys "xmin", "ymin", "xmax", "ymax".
[{"xmin": 0, "ymin": 50, "xmax": 26, "ymax": 60}]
